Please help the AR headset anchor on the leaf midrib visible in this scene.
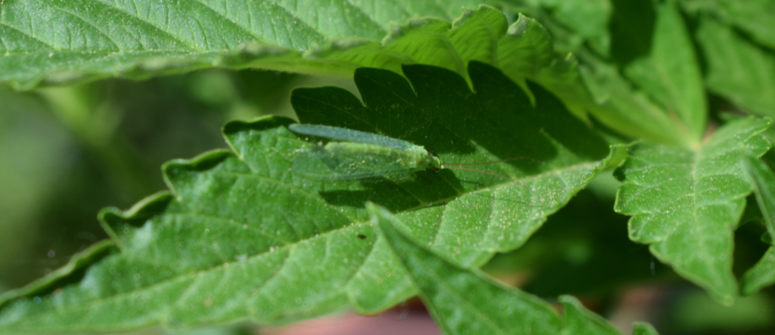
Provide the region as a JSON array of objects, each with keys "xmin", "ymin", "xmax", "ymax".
[{"xmin": 12, "ymin": 160, "xmax": 599, "ymax": 323}]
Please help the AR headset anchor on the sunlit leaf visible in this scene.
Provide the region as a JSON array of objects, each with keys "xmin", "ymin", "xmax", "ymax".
[
  {"xmin": 614, "ymin": 117, "xmax": 772, "ymax": 304},
  {"xmin": 0, "ymin": 63, "xmax": 612, "ymax": 332},
  {"xmin": 368, "ymin": 203, "xmax": 562, "ymax": 335},
  {"xmin": 368, "ymin": 203, "xmax": 661, "ymax": 335},
  {"xmin": 625, "ymin": 0, "xmax": 706, "ymax": 142}
]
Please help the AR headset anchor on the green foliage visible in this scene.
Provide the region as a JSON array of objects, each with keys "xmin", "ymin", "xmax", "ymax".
[
  {"xmin": 741, "ymin": 153, "xmax": 775, "ymax": 294},
  {"xmin": 614, "ymin": 117, "xmax": 771, "ymax": 305},
  {"xmin": 624, "ymin": 0, "xmax": 705, "ymax": 143},
  {"xmin": 369, "ymin": 203, "xmax": 659, "ymax": 335},
  {"xmin": 696, "ymin": 17, "xmax": 775, "ymax": 118},
  {"xmin": 0, "ymin": 0, "xmax": 476, "ymax": 89},
  {"xmin": 2, "ymin": 0, "xmax": 775, "ymax": 334},
  {"xmin": 0, "ymin": 63, "xmax": 612, "ymax": 332},
  {"xmin": 369, "ymin": 203, "xmax": 563, "ymax": 335}
]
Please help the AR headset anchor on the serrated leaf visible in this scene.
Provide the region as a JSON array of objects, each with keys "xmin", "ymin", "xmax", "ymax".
[
  {"xmin": 293, "ymin": 62, "xmax": 612, "ymax": 267},
  {"xmin": 497, "ymin": 14, "xmax": 603, "ymax": 124},
  {"xmin": 0, "ymin": 63, "xmax": 611, "ymax": 332},
  {"xmin": 614, "ymin": 117, "xmax": 772, "ymax": 305},
  {"xmin": 740, "ymin": 153, "xmax": 775, "ymax": 294},
  {"xmin": 368, "ymin": 202, "xmax": 562, "ymax": 335},
  {"xmin": 0, "ymin": 2, "xmax": 631, "ymax": 153},
  {"xmin": 696, "ymin": 17, "xmax": 775, "ymax": 118},
  {"xmin": 0, "ymin": 2, "xmax": 580, "ymax": 103},
  {"xmin": 0, "ymin": 0, "xmax": 477, "ymax": 89},
  {"xmin": 0, "ymin": 240, "xmax": 114, "ymax": 307},
  {"xmin": 368, "ymin": 203, "xmax": 661, "ymax": 335},
  {"xmin": 2, "ymin": 2, "xmax": 643, "ymax": 149},
  {"xmin": 495, "ymin": 187, "xmax": 656, "ymax": 298},
  {"xmin": 518, "ymin": 0, "xmax": 692, "ymax": 147},
  {"xmin": 580, "ymin": 64, "xmax": 688, "ymax": 145},
  {"xmin": 625, "ymin": 0, "xmax": 706, "ymax": 143}
]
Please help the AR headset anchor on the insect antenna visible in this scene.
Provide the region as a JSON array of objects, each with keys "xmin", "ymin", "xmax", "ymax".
[
  {"xmin": 441, "ymin": 166, "xmax": 512, "ymax": 180},
  {"xmin": 442, "ymin": 157, "xmax": 544, "ymax": 166}
]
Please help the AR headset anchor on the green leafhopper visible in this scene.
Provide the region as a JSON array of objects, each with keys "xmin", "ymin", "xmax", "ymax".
[{"xmin": 289, "ymin": 124, "xmax": 527, "ymax": 181}]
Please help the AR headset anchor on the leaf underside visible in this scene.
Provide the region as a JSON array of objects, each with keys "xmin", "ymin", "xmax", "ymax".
[
  {"xmin": 0, "ymin": 0, "xmax": 476, "ymax": 89},
  {"xmin": 2, "ymin": 3, "xmax": 629, "ymax": 144}
]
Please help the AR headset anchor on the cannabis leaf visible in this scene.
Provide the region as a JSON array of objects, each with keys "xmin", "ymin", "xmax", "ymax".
[
  {"xmin": 615, "ymin": 117, "xmax": 772, "ymax": 305},
  {"xmin": 368, "ymin": 202, "xmax": 660, "ymax": 335},
  {"xmin": 0, "ymin": 62, "xmax": 611, "ymax": 332},
  {"xmin": 696, "ymin": 17, "xmax": 775, "ymax": 118},
  {"xmin": 3, "ymin": 1, "xmax": 682, "ymax": 148},
  {"xmin": 0, "ymin": 0, "xmax": 479, "ymax": 89},
  {"xmin": 625, "ymin": 0, "xmax": 705, "ymax": 142},
  {"xmin": 740, "ymin": 153, "xmax": 775, "ymax": 294}
]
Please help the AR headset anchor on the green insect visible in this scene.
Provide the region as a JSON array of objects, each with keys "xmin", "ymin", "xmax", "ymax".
[{"xmin": 289, "ymin": 124, "xmax": 522, "ymax": 181}]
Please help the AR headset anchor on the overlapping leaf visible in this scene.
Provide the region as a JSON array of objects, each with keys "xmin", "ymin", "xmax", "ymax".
[
  {"xmin": 293, "ymin": 62, "xmax": 612, "ymax": 267},
  {"xmin": 0, "ymin": 0, "xmax": 478, "ymax": 89},
  {"xmin": 625, "ymin": 0, "xmax": 705, "ymax": 142},
  {"xmin": 580, "ymin": 64, "xmax": 687, "ymax": 145},
  {"xmin": 696, "ymin": 17, "xmax": 775, "ymax": 118},
  {"xmin": 3, "ymin": 1, "xmax": 680, "ymax": 147},
  {"xmin": 577, "ymin": 0, "xmax": 705, "ymax": 146},
  {"xmin": 368, "ymin": 203, "xmax": 660, "ymax": 335},
  {"xmin": 740, "ymin": 154, "xmax": 775, "ymax": 294},
  {"xmin": 502, "ymin": 0, "xmax": 697, "ymax": 146},
  {"xmin": 0, "ymin": 63, "xmax": 611, "ymax": 332},
  {"xmin": 0, "ymin": 2, "xmax": 581, "ymax": 105},
  {"xmin": 615, "ymin": 117, "xmax": 772, "ymax": 305},
  {"xmin": 681, "ymin": 0, "xmax": 775, "ymax": 49}
]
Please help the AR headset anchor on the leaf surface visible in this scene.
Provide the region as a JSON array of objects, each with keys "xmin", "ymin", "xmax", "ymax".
[
  {"xmin": 1, "ymin": 1, "xmax": 669, "ymax": 148},
  {"xmin": 368, "ymin": 203, "xmax": 660, "ymax": 335},
  {"xmin": 625, "ymin": 0, "xmax": 706, "ymax": 142},
  {"xmin": 580, "ymin": 64, "xmax": 688, "ymax": 145},
  {"xmin": 368, "ymin": 203, "xmax": 562, "ymax": 335},
  {"xmin": 740, "ymin": 153, "xmax": 775, "ymax": 294},
  {"xmin": 0, "ymin": 0, "xmax": 476, "ymax": 89},
  {"xmin": 0, "ymin": 63, "xmax": 611, "ymax": 332},
  {"xmin": 696, "ymin": 17, "xmax": 775, "ymax": 118},
  {"xmin": 0, "ymin": 2, "xmax": 580, "ymax": 104},
  {"xmin": 614, "ymin": 117, "xmax": 772, "ymax": 304},
  {"xmin": 293, "ymin": 62, "xmax": 612, "ymax": 267}
]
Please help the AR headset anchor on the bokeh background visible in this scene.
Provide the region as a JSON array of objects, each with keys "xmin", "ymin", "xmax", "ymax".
[{"xmin": 1, "ymin": 67, "xmax": 773, "ymax": 335}]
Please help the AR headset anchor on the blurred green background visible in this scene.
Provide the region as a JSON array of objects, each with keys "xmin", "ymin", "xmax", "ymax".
[{"xmin": 1, "ymin": 68, "xmax": 774, "ymax": 335}]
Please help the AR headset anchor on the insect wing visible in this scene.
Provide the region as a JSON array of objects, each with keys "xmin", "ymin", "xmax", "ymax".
[
  {"xmin": 292, "ymin": 146, "xmax": 418, "ymax": 181},
  {"xmin": 289, "ymin": 124, "xmax": 412, "ymax": 150}
]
